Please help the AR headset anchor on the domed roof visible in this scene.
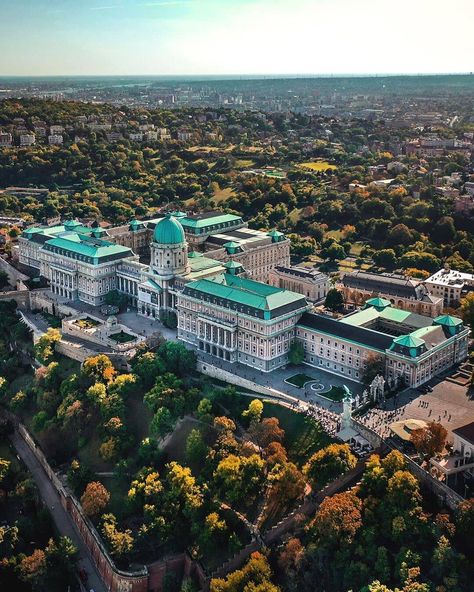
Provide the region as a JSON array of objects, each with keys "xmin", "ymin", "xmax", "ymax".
[{"xmin": 153, "ymin": 213, "xmax": 185, "ymax": 245}]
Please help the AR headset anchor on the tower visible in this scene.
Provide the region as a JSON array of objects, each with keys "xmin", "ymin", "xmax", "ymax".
[{"xmin": 150, "ymin": 213, "xmax": 189, "ymax": 278}]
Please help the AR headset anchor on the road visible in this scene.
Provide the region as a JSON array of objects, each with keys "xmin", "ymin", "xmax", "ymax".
[{"xmin": 11, "ymin": 430, "xmax": 106, "ymax": 592}]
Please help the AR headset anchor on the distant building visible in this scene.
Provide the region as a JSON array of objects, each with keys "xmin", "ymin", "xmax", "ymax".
[
  {"xmin": 269, "ymin": 266, "xmax": 330, "ymax": 302},
  {"xmin": 20, "ymin": 134, "xmax": 36, "ymax": 146},
  {"xmin": 340, "ymin": 270, "xmax": 444, "ymax": 317},
  {"xmin": 48, "ymin": 134, "xmax": 63, "ymax": 145},
  {"xmin": 0, "ymin": 132, "xmax": 13, "ymax": 147},
  {"xmin": 425, "ymin": 267, "xmax": 474, "ymax": 306}
]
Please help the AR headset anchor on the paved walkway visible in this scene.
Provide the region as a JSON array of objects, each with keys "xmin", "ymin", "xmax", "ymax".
[{"xmin": 10, "ymin": 430, "xmax": 106, "ymax": 592}]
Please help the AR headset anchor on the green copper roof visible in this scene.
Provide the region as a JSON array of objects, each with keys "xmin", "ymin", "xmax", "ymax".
[
  {"xmin": 392, "ymin": 334, "xmax": 425, "ymax": 348},
  {"xmin": 183, "ymin": 274, "xmax": 307, "ymax": 319},
  {"xmin": 129, "ymin": 218, "xmax": 144, "ymax": 231},
  {"xmin": 170, "ymin": 211, "xmax": 187, "ymax": 219},
  {"xmin": 153, "ymin": 214, "xmax": 185, "ymax": 245},
  {"xmin": 180, "ymin": 213, "xmax": 242, "ymax": 229},
  {"xmin": 268, "ymin": 229, "xmax": 284, "ymax": 237},
  {"xmin": 365, "ymin": 297, "xmax": 392, "ymax": 310},
  {"xmin": 188, "ymin": 251, "xmax": 203, "ymax": 259},
  {"xmin": 23, "ymin": 221, "xmax": 92, "ymax": 239},
  {"xmin": 433, "ymin": 314, "xmax": 463, "ymax": 327},
  {"xmin": 43, "ymin": 234, "xmax": 133, "ymax": 263},
  {"xmin": 224, "ymin": 260, "xmax": 243, "ymax": 269}
]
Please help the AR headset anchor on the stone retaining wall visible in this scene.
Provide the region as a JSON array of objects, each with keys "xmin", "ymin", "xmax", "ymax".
[
  {"xmin": 197, "ymin": 360, "xmax": 293, "ymax": 403},
  {"xmin": 14, "ymin": 420, "xmax": 207, "ymax": 592}
]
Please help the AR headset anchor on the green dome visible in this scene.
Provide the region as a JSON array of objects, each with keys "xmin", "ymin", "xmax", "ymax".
[{"xmin": 153, "ymin": 214, "xmax": 185, "ymax": 245}]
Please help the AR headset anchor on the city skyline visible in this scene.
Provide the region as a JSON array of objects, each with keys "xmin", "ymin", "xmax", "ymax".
[{"xmin": 1, "ymin": 0, "xmax": 473, "ymax": 76}]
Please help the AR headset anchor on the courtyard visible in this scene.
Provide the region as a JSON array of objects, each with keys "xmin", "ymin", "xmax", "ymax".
[{"xmin": 360, "ymin": 376, "xmax": 474, "ymax": 443}]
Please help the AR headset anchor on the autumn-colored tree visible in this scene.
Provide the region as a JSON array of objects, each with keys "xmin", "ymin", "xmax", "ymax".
[
  {"xmin": 166, "ymin": 462, "xmax": 203, "ymax": 514},
  {"xmin": 242, "ymin": 399, "xmax": 263, "ymax": 425},
  {"xmin": 102, "ymin": 513, "xmax": 134, "ymax": 558},
  {"xmin": 211, "ymin": 551, "xmax": 280, "ymax": 592},
  {"xmin": 82, "ymin": 354, "xmax": 116, "ymax": 383},
  {"xmin": 128, "ymin": 467, "xmax": 163, "ymax": 503},
  {"xmin": 410, "ymin": 421, "xmax": 447, "ymax": 458},
  {"xmin": 278, "ymin": 537, "xmax": 304, "ymax": 573},
  {"xmin": 266, "ymin": 441, "xmax": 288, "ymax": 467},
  {"xmin": 214, "ymin": 416, "xmax": 237, "ymax": 434},
  {"xmin": 214, "ymin": 454, "xmax": 265, "ymax": 505},
  {"xmin": 455, "ymin": 497, "xmax": 474, "ymax": 558},
  {"xmin": 268, "ymin": 461, "xmax": 305, "ymax": 505},
  {"xmin": 80, "ymin": 481, "xmax": 110, "ymax": 517},
  {"xmin": 309, "ymin": 490, "xmax": 362, "ymax": 547},
  {"xmin": 250, "ymin": 416, "xmax": 285, "ymax": 449},
  {"xmin": 34, "ymin": 328, "xmax": 61, "ymax": 364},
  {"xmin": 304, "ymin": 443, "xmax": 356, "ymax": 489},
  {"xmin": 460, "ymin": 292, "xmax": 474, "ymax": 333},
  {"xmin": 17, "ymin": 548, "xmax": 47, "ymax": 585}
]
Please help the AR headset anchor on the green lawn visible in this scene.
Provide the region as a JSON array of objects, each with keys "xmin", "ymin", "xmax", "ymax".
[
  {"xmin": 109, "ymin": 331, "xmax": 136, "ymax": 343},
  {"xmin": 214, "ymin": 390, "xmax": 333, "ymax": 466},
  {"xmin": 285, "ymin": 373, "xmax": 315, "ymax": 388},
  {"xmin": 212, "ymin": 186, "xmax": 236, "ymax": 203},
  {"xmin": 320, "ymin": 386, "xmax": 346, "ymax": 402},
  {"xmin": 298, "ymin": 161, "xmax": 337, "ymax": 172},
  {"xmin": 262, "ymin": 402, "xmax": 333, "ymax": 465}
]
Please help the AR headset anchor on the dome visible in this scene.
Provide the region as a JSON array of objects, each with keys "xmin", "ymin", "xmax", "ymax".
[{"xmin": 153, "ymin": 214, "xmax": 185, "ymax": 245}]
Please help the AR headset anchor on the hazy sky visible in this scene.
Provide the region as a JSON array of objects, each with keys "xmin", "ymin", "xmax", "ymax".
[{"xmin": 0, "ymin": 0, "xmax": 472, "ymax": 76}]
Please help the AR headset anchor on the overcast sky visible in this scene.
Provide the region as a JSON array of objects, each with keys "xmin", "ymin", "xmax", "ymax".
[{"xmin": 0, "ymin": 0, "xmax": 472, "ymax": 76}]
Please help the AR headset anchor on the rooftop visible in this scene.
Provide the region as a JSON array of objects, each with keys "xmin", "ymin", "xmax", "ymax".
[
  {"xmin": 182, "ymin": 273, "xmax": 307, "ymax": 319},
  {"xmin": 42, "ymin": 234, "xmax": 133, "ymax": 263}
]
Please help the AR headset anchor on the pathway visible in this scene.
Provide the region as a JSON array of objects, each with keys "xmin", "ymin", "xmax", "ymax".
[{"xmin": 10, "ymin": 430, "xmax": 106, "ymax": 592}]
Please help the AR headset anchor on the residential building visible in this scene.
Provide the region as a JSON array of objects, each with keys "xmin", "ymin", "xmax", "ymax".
[
  {"xmin": 20, "ymin": 133, "xmax": 36, "ymax": 146},
  {"xmin": 0, "ymin": 132, "xmax": 13, "ymax": 147},
  {"xmin": 425, "ymin": 267, "xmax": 474, "ymax": 306},
  {"xmin": 48, "ymin": 134, "xmax": 63, "ymax": 145}
]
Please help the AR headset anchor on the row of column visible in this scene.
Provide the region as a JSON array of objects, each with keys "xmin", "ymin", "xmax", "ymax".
[
  {"xmin": 198, "ymin": 321, "xmax": 235, "ymax": 350},
  {"xmin": 117, "ymin": 275, "xmax": 138, "ymax": 296}
]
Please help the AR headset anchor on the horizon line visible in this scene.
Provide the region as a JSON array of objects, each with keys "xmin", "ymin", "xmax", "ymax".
[{"xmin": 0, "ymin": 71, "xmax": 473, "ymax": 80}]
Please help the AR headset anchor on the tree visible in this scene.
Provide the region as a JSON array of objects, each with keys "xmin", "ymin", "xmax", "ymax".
[
  {"xmin": 388, "ymin": 224, "xmax": 414, "ymax": 246},
  {"xmin": 210, "ymin": 551, "xmax": 280, "ymax": 592},
  {"xmin": 432, "ymin": 216, "xmax": 456, "ymax": 244},
  {"xmin": 361, "ymin": 353, "xmax": 385, "ymax": 385},
  {"xmin": 104, "ymin": 289, "xmax": 128, "ymax": 310},
  {"xmin": 460, "ymin": 292, "xmax": 474, "ymax": 333},
  {"xmin": 304, "ymin": 443, "xmax": 356, "ymax": 489},
  {"xmin": 34, "ymin": 328, "xmax": 61, "ymax": 364},
  {"xmin": 242, "ymin": 399, "xmax": 263, "ymax": 424},
  {"xmin": 373, "ymin": 248, "xmax": 398, "ymax": 270},
  {"xmin": 102, "ymin": 513, "xmax": 134, "ymax": 558},
  {"xmin": 80, "ymin": 481, "xmax": 110, "ymax": 517},
  {"xmin": 165, "ymin": 462, "xmax": 203, "ymax": 514},
  {"xmin": 250, "ymin": 417, "xmax": 285, "ymax": 449},
  {"xmin": 324, "ymin": 288, "xmax": 344, "ymax": 312},
  {"xmin": 158, "ymin": 341, "xmax": 196, "ymax": 376},
  {"xmin": 288, "ymin": 340, "xmax": 304, "ymax": 365},
  {"xmin": 150, "ymin": 407, "xmax": 175, "ymax": 438},
  {"xmin": 269, "ymin": 461, "xmax": 305, "ymax": 505},
  {"xmin": 0, "ymin": 270, "xmax": 9, "ymax": 289},
  {"xmin": 82, "ymin": 354, "xmax": 116, "ymax": 383},
  {"xmin": 456, "ymin": 498, "xmax": 474, "ymax": 557},
  {"xmin": 144, "ymin": 372, "xmax": 183, "ymax": 413},
  {"xmin": 309, "ymin": 490, "xmax": 362, "ymax": 547},
  {"xmin": 17, "ymin": 548, "xmax": 47, "ymax": 586},
  {"xmin": 278, "ymin": 537, "xmax": 304, "ymax": 573},
  {"xmin": 214, "ymin": 454, "xmax": 265, "ymax": 505},
  {"xmin": 186, "ymin": 428, "xmax": 208, "ymax": 465},
  {"xmin": 410, "ymin": 421, "xmax": 448, "ymax": 458}
]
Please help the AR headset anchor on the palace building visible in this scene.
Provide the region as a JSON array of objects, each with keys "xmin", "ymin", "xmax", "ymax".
[
  {"xmin": 17, "ymin": 214, "xmax": 468, "ymax": 383},
  {"xmin": 297, "ymin": 298, "xmax": 469, "ymax": 387}
]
